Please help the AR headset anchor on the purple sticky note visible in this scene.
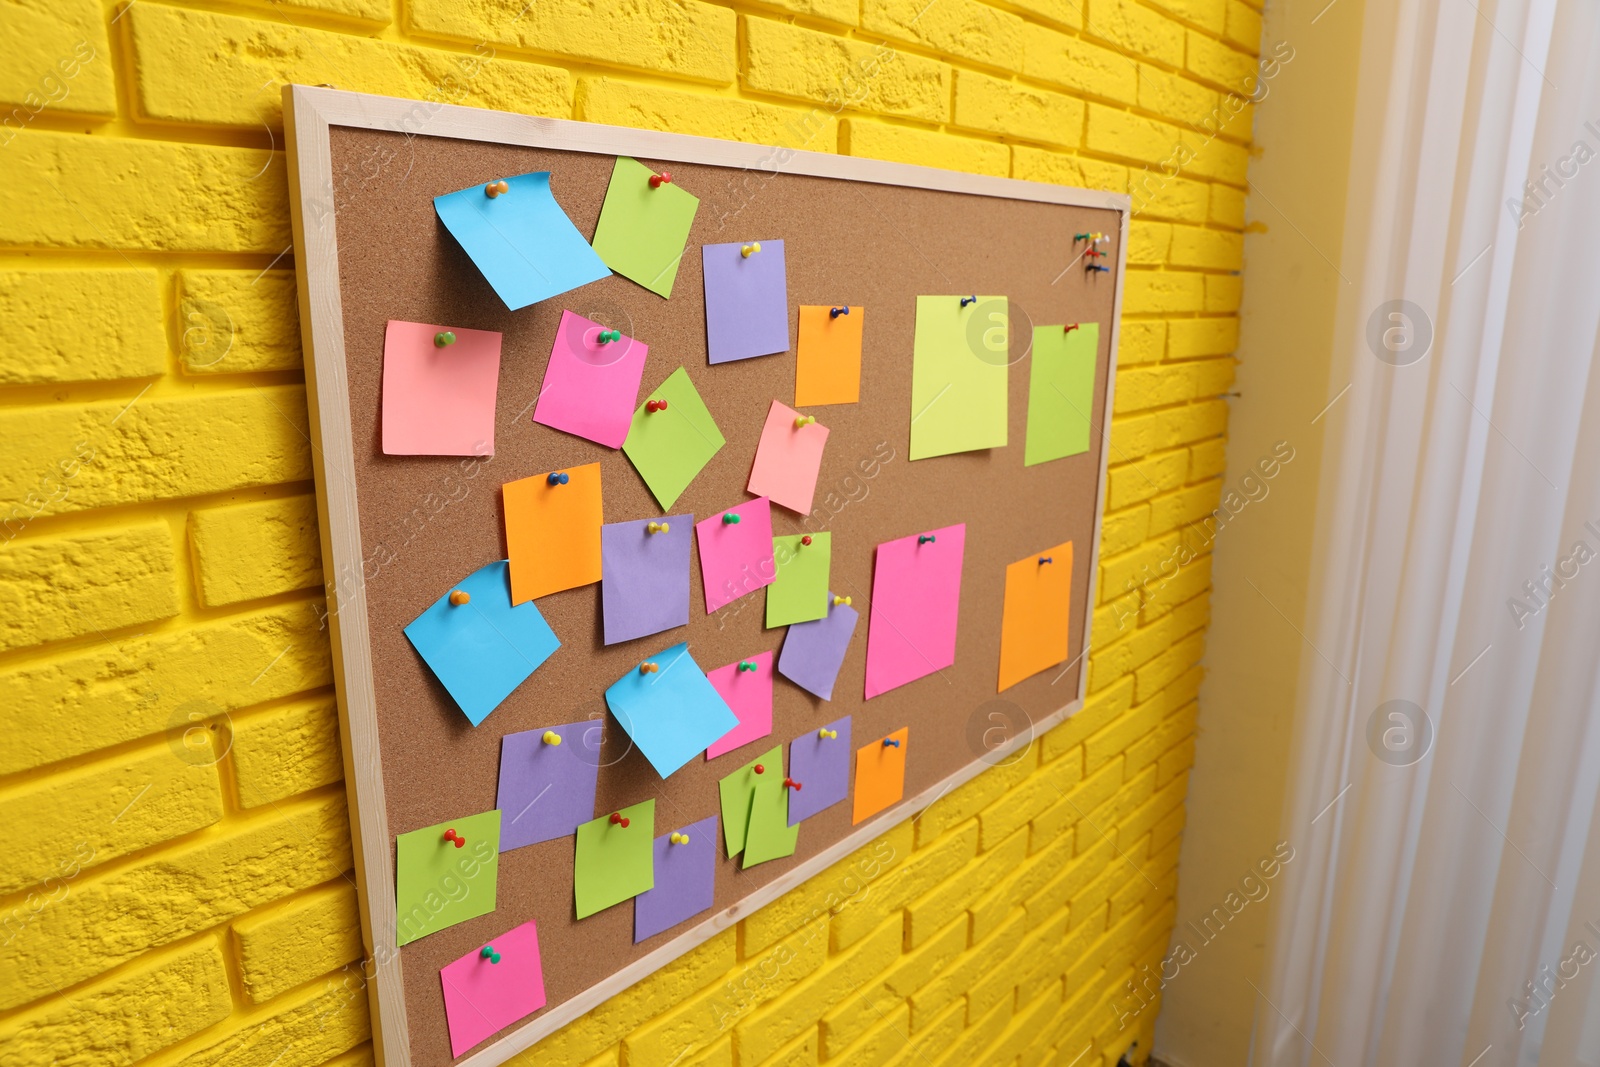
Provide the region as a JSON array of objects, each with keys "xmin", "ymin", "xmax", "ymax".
[
  {"xmin": 702, "ymin": 240, "xmax": 789, "ymax": 364},
  {"xmin": 778, "ymin": 593, "xmax": 859, "ymax": 700},
  {"xmin": 534, "ymin": 309, "xmax": 649, "ymax": 448},
  {"xmin": 440, "ymin": 920, "xmax": 546, "ymax": 1056},
  {"xmin": 705, "ymin": 650, "xmax": 774, "ymax": 759},
  {"xmin": 695, "ymin": 498, "xmax": 776, "ymax": 613},
  {"xmin": 602, "ymin": 515, "xmax": 693, "ymax": 645},
  {"xmin": 789, "ymin": 715, "xmax": 852, "ymax": 824},
  {"xmin": 634, "ymin": 814, "xmax": 719, "ymax": 942},
  {"xmin": 496, "ymin": 722, "xmax": 601, "ymax": 851}
]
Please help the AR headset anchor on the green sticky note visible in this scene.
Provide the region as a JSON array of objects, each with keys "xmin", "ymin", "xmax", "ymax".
[
  {"xmin": 767, "ymin": 533, "xmax": 831, "ymax": 626},
  {"xmin": 575, "ymin": 800, "xmax": 655, "ymax": 920},
  {"xmin": 743, "ymin": 776, "xmax": 800, "ymax": 868},
  {"xmin": 623, "ymin": 367, "xmax": 726, "ymax": 510},
  {"xmin": 591, "ymin": 157, "xmax": 701, "ymax": 298},
  {"xmin": 719, "ymin": 746, "xmax": 782, "ymax": 857},
  {"xmin": 1025, "ymin": 323, "xmax": 1099, "ymax": 465},
  {"xmin": 909, "ymin": 295, "xmax": 1009, "ymax": 460},
  {"xmin": 395, "ymin": 810, "xmax": 501, "ymax": 946}
]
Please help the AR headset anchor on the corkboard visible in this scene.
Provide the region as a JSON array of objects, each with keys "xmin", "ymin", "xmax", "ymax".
[{"xmin": 288, "ymin": 88, "xmax": 1124, "ymax": 1067}]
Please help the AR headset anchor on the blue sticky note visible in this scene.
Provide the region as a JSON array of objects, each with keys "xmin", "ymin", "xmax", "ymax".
[
  {"xmin": 404, "ymin": 561, "xmax": 561, "ymax": 726},
  {"xmin": 434, "ymin": 172, "xmax": 610, "ymax": 310},
  {"xmin": 702, "ymin": 240, "xmax": 790, "ymax": 364},
  {"xmin": 605, "ymin": 643, "xmax": 740, "ymax": 779}
]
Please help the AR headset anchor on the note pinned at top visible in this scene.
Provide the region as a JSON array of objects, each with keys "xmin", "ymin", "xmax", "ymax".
[
  {"xmin": 634, "ymin": 814, "xmax": 718, "ymax": 943},
  {"xmin": 1025, "ymin": 323, "xmax": 1098, "ymax": 465},
  {"xmin": 909, "ymin": 296, "xmax": 1009, "ymax": 460},
  {"xmin": 434, "ymin": 171, "xmax": 610, "ymax": 310},
  {"xmin": 623, "ymin": 367, "xmax": 726, "ymax": 511},
  {"xmin": 604, "ymin": 643, "xmax": 739, "ymax": 779},
  {"xmin": 743, "ymin": 773, "xmax": 799, "ymax": 868},
  {"xmin": 601, "ymin": 515, "xmax": 693, "ymax": 646},
  {"xmin": 592, "ymin": 157, "xmax": 700, "ymax": 298},
  {"xmin": 574, "ymin": 800, "xmax": 655, "ymax": 920},
  {"xmin": 788, "ymin": 715, "xmax": 852, "ymax": 825},
  {"xmin": 704, "ymin": 650, "xmax": 774, "ymax": 760},
  {"xmin": 998, "ymin": 541, "xmax": 1074, "ymax": 691},
  {"xmin": 795, "ymin": 305, "xmax": 864, "ymax": 407},
  {"xmin": 777, "ymin": 593, "xmax": 858, "ymax": 701},
  {"xmin": 864, "ymin": 524, "xmax": 966, "ymax": 699},
  {"xmin": 396, "ymin": 810, "xmax": 501, "ymax": 945},
  {"xmin": 440, "ymin": 920, "xmax": 546, "ymax": 1057},
  {"xmin": 503, "ymin": 462, "xmax": 603, "ymax": 604},
  {"xmin": 534, "ymin": 310, "xmax": 649, "ymax": 449},
  {"xmin": 695, "ymin": 498, "xmax": 776, "ymax": 613},
  {"xmin": 853, "ymin": 728, "xmax": 908, "ymax": 824},
  {"xmin": 747, "ymin": 400, "xmax": 829, "ymax": 514},
  {"xmin": 496, "ymin": 722, "xmax": 600, "ymax": 851},
  {"xmin": 702, "ymin": 239, "xmax": 789, "ymax": 364},
  {"xmin": 381, "ymin": 321, "xmax": 501, "ymax": 457},
  {"xmin": 767, "ymin": 533, "xmax": 831, "ymax": 627},
  {"xmin": 718, "ymin": 745, "xmax": 783, "ymax": 857}
]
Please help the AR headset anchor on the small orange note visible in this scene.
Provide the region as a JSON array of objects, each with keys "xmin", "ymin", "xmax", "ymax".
[
  {"xmin": 503, "ymin": 462, "xmax": 603, "ymax": 604},
  {"xmin": 997, "ymin": 540, "xmax": 1074, "ymax": 692},
  {"xmin": 852, "ymin": 726, "xmax": 908, "ymax": 824},
  {"xmin": 795, "ymin": 305, "xmax": 864, "ymax": 407}
]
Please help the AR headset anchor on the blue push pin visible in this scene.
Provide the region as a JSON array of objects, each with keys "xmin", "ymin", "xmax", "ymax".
[
  {"xmin": 1039, "ymin": 556, "xmax": 1053, "ymax": 565},
  {"xmin": 1086, "ymin": 264, "xmax": 1110, "ymax": 273},
  {"xmin": 882, "ymin": 737, "xmax": 901, "ymax": 748},
  {"xmin": 830, "ymin": 306, "xmax": 850, "ymax": 318},
  {"xmin": 960, "ymin": 295, "xmax": 977, "ymax": 307},
  {"xmin": 547, "ymin": 471, "xmax": 570, "ymax": 486}
]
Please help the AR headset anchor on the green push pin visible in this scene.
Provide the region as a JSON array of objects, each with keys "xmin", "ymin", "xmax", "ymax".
[
  {"xmin": 738, "ymin": 661, "xmax": 757, "ymax": 672},
  {"xmin": 597, "ymin": 329, "xmax": 622, "ymax": 344},
  {"xmin": 481, "ymin": 946, "xmax": 501, "ymax": 964},
  {"xmin": 918, "ymin": 534, "xmax": 936, "ymax": 545},
  {"xmin": 722, "ymin": 512, "xmax": 741, "ymax": 525},
  {"xmin": 434, "ymin": 331, "xmax": 456, "ymax": 347}
]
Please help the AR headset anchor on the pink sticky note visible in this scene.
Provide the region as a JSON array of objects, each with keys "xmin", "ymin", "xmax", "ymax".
[
  {"xmin": 439, "ymin": 920, "xmax": 547, "ymax": 1057},
  {"xmin": 747, "ymin": 400, "xmax": 829, "ymax": 514},
  {"xmin": 381, "ymin": 321, "xmax": 501, "ymax": 456},
  {"xmin": 695, "ymin": 499, "xmax": 776, "ymax": 613},
  {"xmin": 705, "ymin": 650, "xmax": 774, "ymax": 759},
  {"xmin": 864, "ymin": 524, "xmax": 966, "ymax": 699},
  {"xmin": 533, "ymin": 310, "xmax": 649, "ymax": 448}
]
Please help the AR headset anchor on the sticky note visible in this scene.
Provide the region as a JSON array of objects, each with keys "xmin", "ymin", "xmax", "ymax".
[
  {"xmin": 634, "ymin": 814, "xmax": 718, "ymax": 942},
  {"xmin": 999, "ymin": 541, "xmax": 1075, "ymax": 691},
  {"xmin": 574, "ymin": 800, "xmax": 655, "ymax": 920},
  {"xmin": 705, "ymin": 650, "xmax": 774, "ymax": 760},
  {"xmin": 743, "ymin": 774, "xmax": 799, "ymax": 868},
  {"xmin": 788, "ymin": 715, "xmax": 852, "ymax": 825},
  {"xmin": 748, "ymin": 400, "xmax": 829, "ymax": 514},
  {"xmin": 696, "ymin": 499, "xmax": 776, "ymax": 613},
  {"xmin": 909, "ymin": 296, "xmax": 1008, "ymax": 460},
  {"xmin": 496, "ymin": 722, "xmax": 601, "ymax": 851},
  {"xmin": 503, "ymin": 462, "xmax": 602, "ymax": 603},
  {"xmin": 605, "ymin": 643, "xmax": 740, "ymax": 779},
  {"xmin": 864, "ymin": 525, "xmax": 966, "ymax": 699},
  {"xmin": 622, "ymin": 367, "xmax": 726, "ymax": 510},
  {"xmin": 718, "ymin": 745, "xmax": 782, "ymax": 857},
  {"xmin": 777, "ymin": 593, "xmax": 859, "ymax": 701},
  {"xmin": 767, "ymin": 533, "xmax": 831, "ymax": 627},
  {"xmin": 440, "ymin": 920, "xmax": 546, "ymax": 1057},
  {"xmin": 395, "ymin": 810, "xmax": 501, "ymax": 946},
  {"xmin": 381, "ymin": 321, "xmax": 501, "ymax": 457},
  {"xmin": 601, "ymin": 515, "xmax": 693, "ymax": 645},
  {"xmin": 1026, "ymin": 323, "xmax": 1098, "ymax": 465},
  {"xmin": 403, "ymin": 561, "xmax": 560, "ymax": 726},
  {"xmin": 592, "ymin": 157, "xmax": 700, "ymax": 298},
  {"xmin": 795, "ymin": 305, "xmax": 864, "ymax": 407},
  {"xmin": 533, "ymin": 310, "xmax": 649, "ymax": 448},
  {"xmin": 434, "ymin": 171, "xmax": 609, "ymax": 310},
  {"xmin": 702, "ymin": 239, "xmax": 789, "ymax": 364},
  {"xmin": 853, "ymin": 728, "xmax": 908, "ymax": 824}
]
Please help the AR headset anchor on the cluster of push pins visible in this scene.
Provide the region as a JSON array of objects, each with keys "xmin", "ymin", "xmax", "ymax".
[{"xmin": 1077, "ymin": 231, "xmax": 1112, "ymax": 273}]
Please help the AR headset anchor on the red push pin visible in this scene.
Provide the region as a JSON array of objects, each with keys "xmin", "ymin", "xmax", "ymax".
[
  {"xmin": 649, "ymin": 172, "xmax": 672, "ymax": 188},
  {"xmin": 610, "ymin": 812, "xmax": 630, "ymax": 828},
  {"xmin": 783, "ymin": 777, "xmax": 802, "ymax": 790},
  {"xmin": 646, "ymin": 399, "xmax": 668, "ymax": 412},
  {"xmin": 801, "ymin": 535, "xmax": 812, "ymax": 546},
  {"xmin": 1064, "ymin": 323, "xmax": 1080, "ymax": 335},
  {"xmin": 443, "ymin": 828, "xmax": 465, "ymax": 848},
  {"xmin": 754, "ymin": 764, "xmax": 765, "ymax": 774}
]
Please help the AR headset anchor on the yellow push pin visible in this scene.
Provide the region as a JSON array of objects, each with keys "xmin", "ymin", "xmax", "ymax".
[
  {"xmin": 832, "ymin": 595, "xmax": 851, "ymax": 607},
  {"xmin": 741, "ymin": 242, "xmax": 761, "ymax": 258},
  {"xmin": 542, "ymin": 730, "xmax": 562, "ymax": 746},
  {"xmin": 818, "ymin": 727, "xmax": 837, "ymax": 739},
  {"xmin": 647, "ymin": 521, "xmax": 671, "ymax": 534},
  {"xmin": 794, "ymin": 415, "xmax": 816, "ymax": 428},
  {"xmin": 670, "ymin": 831, "xmax": 691, "ymax": 845},
  {"xmin": 449, "ymin": 590, "xmax": 471, "ymax": 605}
]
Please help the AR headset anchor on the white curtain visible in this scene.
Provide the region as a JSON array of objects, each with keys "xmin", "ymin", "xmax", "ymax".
[{"xmin": 1255, "ymin": 0, "xmax": 1600, "ymax": 1064}]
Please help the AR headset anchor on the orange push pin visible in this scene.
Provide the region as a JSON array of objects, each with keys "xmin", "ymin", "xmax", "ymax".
[
  {"xmin": 485, "ymin": 180, "xmax": 509, "ymax": 198},
  {"xmin": 640, "ymin": 661, "xmax": 660, "ymax": 674},
  {"xmin": 449, "ymin": 590, "xmax": 470, "ymax": 605}
]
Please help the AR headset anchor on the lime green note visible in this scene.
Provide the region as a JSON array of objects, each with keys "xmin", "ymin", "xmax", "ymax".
[
  {"xmin": 623, "ymin": 367, "xmax": 726, "ymax": 509},
  {"xmin": 908, "ymin": 295, "xmax": 1009, "ymax": 460},
  {"xmin": 395, "ymin": 810, "xmax": 501, "ymax": 946},
  {"xmin": 743, "ymin": 775, "xmax": 799, "ymax": 868},
  {"xmin": 1025, "ymin": 323, "xmax": 1099, "ymax": 466},
  {"xmin": 575, "ymin": 800, "xmax": 655, "ymax": 920},
  {"xmin": 591, "ymin": 157, "xmax": 700, "ymax": 298},
  {"xmin": 767, "ymin": 533, "xmax": 831, "ymax": 627},
  {"xmin": 719, "ymin": 745, "xmax": 782, "ymax": 857}
]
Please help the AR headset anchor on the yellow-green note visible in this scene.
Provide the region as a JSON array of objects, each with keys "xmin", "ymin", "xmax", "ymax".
[
  {"xmin": 743, "ymin": 775, "xmax": 799, "ymax": 868},
  {"xmin": 719, "ymin": 745, "xmax": 782, "ymax": 857},
  {"xmin": 575, "ymin": 800, "xmax": 655, "ymax": 920},
  {"xmin": 767, "ymin": 533, "xmax": 831, "ymax": 627},
  {"xmin": 908, "ymin": 295, "xmax": 1009, "ymax": 460},
  {"xmin": 591, "ymin": 157, "xmax": 700, "ymax": 298},
  {"xmin": 395, "ymin": 810, "xmax": 501, "ymax": 946},
  {"xmin": 623, "ymin": 367, "xmax": 726, "ymax": 510},
  {"xmin": 1025, "ymin": 323, "xmax": 1098, "ymax": 465}
]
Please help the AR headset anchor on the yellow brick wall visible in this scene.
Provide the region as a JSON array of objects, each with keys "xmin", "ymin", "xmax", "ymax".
[{"xmin": 0, "ymin": 0, "xmax": 1252, "ymax": 1062}]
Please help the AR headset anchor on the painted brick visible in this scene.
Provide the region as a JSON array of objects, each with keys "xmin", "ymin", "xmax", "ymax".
[
  {"xmin": 190, "ymin": 495, "xmax": 323, "ymax": 607},
  {"xmin": 231, "ymin": 697, "xmax": 344, "ymax": 809},
  {"xmin": 177, "ymin": 269, "xmax": 302, "ymax": 375},
  {"xmin": 906, "ymin": 830, "xmax": 1027, "ymax": 946},
  {"xmin": 876, "ymin": 914, "xmax": 969, "ymax": 1031},
  {"xmin": 817, "ymin": 912, "xmax": 942, "ymax": 1052},
  {"xmin": 1115, "ymin": 365, "xmax": 1195, "ymax": 413},
  {"xmin": 579, "ymin": 78, "xmax": 837, "ymax": 153},
  {"xmin": 0, "ymin": 269, "xmax": 166, "ymax": 384},
  {"xmin": 166, "ymin": 966, "xmax": 370, "ymax": 1067},
  {"xmin": 1085, "ymin": 104, "xmax": 1182, "ymax": 166},
  {"xmin": 0, "ymin": 522, "xmax": 179, "ymax": 652},
  {"xmin": 1085, "ymin": 0, "xmax": 1184, "ymax": 66},
  {"xmin": 1145, "ymin": 0, "xmax": 1225, "ymax": 31},
  {"xmin": 1042, "ymin": 676, "xmax": 1133, "ymax": 764},
  {"xmin": 741, "ymin": 825, "xmax": 910, "ymax": 955},
  {"xmin": 1132, "ymin": 169, "xmax": 1212, "ymax": 223},
  {"xmin": 830, "ymin": 1001, "xmax": 912, "ymax": 1067},
  {"xmin": 1227, "ymin": 0, "xmax": 1264, "ymax": 49},
  {"xmin": 1123, "ymin": 270, "xmax": 1206, "ymax": 314},
  {"xmin": 978, "ymin": 747, "xmax": 1085, "ymax": 850},
  {"xmin": 953, "ymin": 70, "xmax": 1082, "ymax": 146},
  {"xmin": 1179, "ymin": 127, "xmax": 1251, "ymax": 183},
  {"xmin": 1010, "ymin": 145, "xmax": 1128, "ymax": 194},
  {"xmin": 1127, "ymin": 221, "xmax": 1172, "ymax": 266},
  {"xmin": 937, "ymin": 996, "xmax": 1012, "ymax": 1066},
  {"xmin": 1022, "ymin": 27, "xmax": 1137, "ymax": 104},
  {"xmin": 1150, "ymin": 788, "xmax": 1189, "ymax": 850},
  {"xmin": 1189, "ymin": 437, "xmax": 1228, "ymax": 481},
  {"xmin": 1211, "ymin": 182, "xmax": 1249, "ymax": 227},
  {"xmin": 743, "ymin": 18, "xmax": 951, "ymax": 123},
  {"xmin": 1100, "ymin": 505, "xmax": 1150, "ymax": 556},
  {"xmin": 1100, "ymin": 533, "xmax": 1183, "ymax": 602},
  {"xmin": 862, "ymin": 0, "xmax": 1027, "ymax": 70},
  {"xmin": 1158, "ymin": 736, "xmax": 1198, "ymax": 788},
  {"xmin": 1206, "ymin": 273, "xmax": 1244, "ymax": 312},
  {"xmin": 1110, "ymin": 399, "xmax": 1228, "ymax": 456},
  {"xmin": 0, "ymin": 0, "xmax": 114, "ymax": 118},
  {"xmin": 685, "ymin": 1036, "xmax": 731, "ymax": 1067},
  {"xmin": 761, "ymin": 1027, "xmax": 819, "ymax": 1066},
  {"xmin": 844, "ymin": 119, "xmax": 1010, "ymax": 177},
  {"xmin": 912, "ymin": 909, "xmax": 1023, "ymax": 1025},
  {"xmin": 1107, "ymin": 449, "xmax": 1187, "ymax": 509},
  {"xmin": 234, "ymin": 881, "xmax": 363, "ymax": 1002},
  {"xmin": 914, "ymin": 746, "xmax": 1036, "ymax": 847},
  {"xmin": 744, "ymin": 0, "xmax": 858, "ymax": 26},
  {"xmin": 1117, "ymin": 319, "xmax": 1167, "ymax": 363},
  {"xmin": 1187, "ymin": 30, "xmax": 1258, "ymax": 90},
  {"xmin": 1170, "ymin": 225, "xmax": 1244, "ymax": 269},
  {"xmin": 1031, "ymin": 770, "xmax": 1122, "ymax": 873},
  {"xmin": 1150, "ymin": 480, "xmax": 1224, "ymax": 535},
  {"xmin": 1168, "ymin": 316, "xmax": 1240, "ymax": 358},
  {"xmin": 240, "ymin": 0, "xmax": 392, "ymax": 22},
  {"xmin": 1136, "ymin": 632, "xmax": 1206, "ymax": 699},
  {"xmin": 1138, "ymin": 66, "xmax": 1219, "ymax": 129},
  {"xmin": 891, "ymin": 996, "xmax": 965, "ymax": 1062},
  {"xmin": 834, "ymin": 823, "xmax": 979, "ymax": 948},
  {"xmin": 1140, "ymin": 553, "xmax": 1212, "ymax": 618}
]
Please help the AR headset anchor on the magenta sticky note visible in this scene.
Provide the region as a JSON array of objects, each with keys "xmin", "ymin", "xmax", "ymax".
[
  {"xmin": 440, "ymin": 920, "xmax": 547, "ymax": 1057},
  {"xmin": 382, "ymin": 320, "xmax": 501, "ymax": 456},
  {"xmin": 602, "ymin": 515, "xmax": 693, "ymax": 645},
  {"xmin": 705, "ymin": 650, "xmax": 774, "ymax": 759},
  {"xmin": 788, "ymin": 715, "xmax": 851, "ymax": 824},
  {"xmin": 777, "ymin": 593, "xmax": 859, "ymax": 700},
  {"xmin": 695, "ymin": 498, "xmax": 776, "ymax": 613},
  {"xmin": 702, "ymin": 240, "xmax": 789, "ymax": 364},
  {"xmin": 747, "ymin": 400, "xmax": 829, "ymax": 514},
  {"xmin": 496, "ymin": 722, "xmax": 600, "ymax": 851},
  {"xmin": 864, "ymin": 525, "xmax": 966, "ymax": 699},
  {"xmin": 533, "ymin": 309, "xmax": 649, "ymax": 448},
  {"xmin": 634, "ymin": 813, "xmax": 718, "ymax": 942}
]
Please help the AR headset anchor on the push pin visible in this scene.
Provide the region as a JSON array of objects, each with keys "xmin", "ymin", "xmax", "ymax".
[
  {"xmin": 882, "ymin": 737, "xmax": 901, "ymax": 748},
  {"xmin": 640, "ymin": 661, "xmax": 659, "ymax": 674},
  {"xmin": 434, "ymin": 331, "xmax": 456, "ymax": 347},
  {"xmin": 1039, "ymin": 556, "xmax": 1053, "ymax": 565},
  {"xmin": 449, "ymin": 590, "xmax": 471, "ymax": 606},
  {"xmin": 738, "ymin": 661, "xmax": 757, "ymax": 672},
  {"xmin": 443, "ymin": 828, "xmax": 465, "ymax": 848},
  {"xmin": 1074, "ymin": 232, "xmax": 1091, "ymax": 242},
  {"xmin": 547, "ymin": 471, "xmax": 570, "ymax": 485},
  {"xmin": 960, "ymin": 295, "xmax": 977, "ymax": 307},
  {"xmin": 832, "ymin": 595, "xmax": 851, "ymax": 607},
  {"xmin": 918, "ymin": 534, "xmax": 936, "ymax": 545},
  {"xmin": 1085, "ymin": 248, "xmax": 1104, "ymax": 259},
  {"xmin": 647, "ymin": 521, "xmax": 670, "ymax": 534},
  {"xmin": 542, "ymin": 730, "xmax": 562, "ymax": 746},
  {"xmin": 741, "ymin": 242, "xmax": 761, "ymax": 257},
  {"xmin": 800, "ymin": 535, "xmax": 813, "ymax": 546},
  {"xmin": 649, "ymin": 172, "xmax": 672, "ymax": 188},
  {"xmin": 830, "ymin": 306, "xmax": 850, "ymax": 318},
  {"xmin": 818, "ymin": 727, "xmax": 838, "ymax": 739},
  {"xmin": 723, "ymin": 512, "xmax": 741, "ymax": 525},
  {"xmin": 1064, "ymin": 323, "xmax": 1080, "ymax": 334},
  {"xmin": 610, "ymin": 812, "xmax": 630, "ymax": 828},
  {"xmin": 782, "ymin": 777, "xmax": 802, "ymax": 790},
  {"xmin": 646, "ymin": 399, "xmax": 668, "ymax": 412},
  {"xmin": 1086, "ymin": 264, "xmax": 1110, "ymax": 273},
  {"xmin": 753, "ymin": 763, "xmax": 765, "ymax": 774},
  {"xmin": 670, "ymin": 831, "xmax": 691, "ymax": 844},
  {"xmin": 597, "ymin": 329, "xmax": 622, "ymax": 343},
  {"xmin": 794, "ymin": 415, "xmax": 816, "ymax": 428},
  {"xmin": 481, "ymin": 946, "xmax": 501, "ymax": 964},
  {"xmin": 485, "ymin": 180, "xmax": 509, "ymax": 198}
]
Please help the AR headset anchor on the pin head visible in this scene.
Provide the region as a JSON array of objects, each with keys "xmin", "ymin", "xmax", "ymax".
[
  {"xmin": 542, "ymin": 730, "xmax": 562, "ymax": 745},
  {"xmin": 918, "ymin": 534, "xmax": 936, "ymax": 545},
  {"xmin": 738, "ymin": 660, "xmax": 757, "ymax": 672},
  {"xmin": 597, "ymin": 329, "xmax": 622, "ymax": 344},
  {"xmin": 443, "ymin": 828, "xmax": 465, "ymax": 847},
  {"xmin": 610, "ymin": 812, "xmax": 630, "ymax": 828},
  {"xmin": 434, "ymin": 331, "xmax": 456, "ymax": 347},
  {"xmin": 670, "ymin": 831, "xmax": 690, "ymax": 844},
  {"xmin": 754, "ymin": 763, "xmax": 765, "ymax": 774},
  {"xmin": 646, "ymin": 399, "xmax": 668, "ymax": 412},
  {"xmin": 960, "ymin": 295, "xmax": 977, "ymax": 307},
  {"xmin": 640, "ymin": 661, "xmax": 659, "ymax": 674},
  {"xmin": 741, "ymin": 242, "xmax": 761, "ymax": 257},
  {"xmin": 800, "ymin": 535, "xmax": 812, "ymax": 546},
  {"xmin": 485, "ymin": 180, "xmax": 509, "ymax": 198},
  {"xmin": 830, "ymin": 306, "xmax": 849, "ymax": 318},
  {"xmin": 1039, "ymin": 556, "xmax": 1053, "ymax": 565},
  {"xmin": 794, "ymin": 415, "xmax": 816, "ymax": 428},
  {"xmin": 647, "ymin": 521, "xmax": 670, "ymax": 534},
  {"xmin": 1064, "ymin": 323, "xmax": 1080, "ymax": 334},
  {"xmin": 883, "ymin": 737, "xmax": 901, "ymax": 748},
  {"xmin": 481, "ymin": 946, "xmax": 501, "ymax": 963},
  {"xmin": 832, "ymin": 595, "xmax": 851, "ymax": 607},
  {"xmin": 547, "ymin": 471, "xmax": 570, "ymax": 486},
  {"xmin": 818, "ymin": 727, "xmax": 837, "ymax": 739},
  {"xmin": 649, "ymin": 172, "xmax": 672, "ymax": 188},
  {"xmin": 722, "ymin": 512, "xmax": 741, "ymax": 524},
  {"xmin": 449, "ymin": 590, "xmax": 470, "ymax": 605}
]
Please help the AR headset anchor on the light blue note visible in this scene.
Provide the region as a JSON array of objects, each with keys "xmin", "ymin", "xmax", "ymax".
[
  {"xmin": 404, "ymin": 560, "xmax": 561, "ymax": 726},
  {"xmin": 433, "ymin": 172, "xmax": 610, "ymax": 310},
  {"xmin": 605, "ymin": 642, "xmax": 740, "ymax": 779}
]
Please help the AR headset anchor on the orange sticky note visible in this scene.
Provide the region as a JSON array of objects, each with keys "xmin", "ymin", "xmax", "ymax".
[
  {"xmin": 503, "ymin": 462, "xmax": 603, "ymax": 603},
  {"xmin": 997, "ymin": 541, "xmax": 1073, "ymax": 691},
  {"xmin": 852, "ymin": 727, "xmax": 908, "ymax": 824},
  {"xmin": 795, "ymin": 305, "xmax": 864, "ymax": 407}
]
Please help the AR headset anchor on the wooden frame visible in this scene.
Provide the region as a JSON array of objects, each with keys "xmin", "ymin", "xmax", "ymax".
[{"xmin": 283, "ymin": 84, "xmax": 1128, "ymax": 1067}]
